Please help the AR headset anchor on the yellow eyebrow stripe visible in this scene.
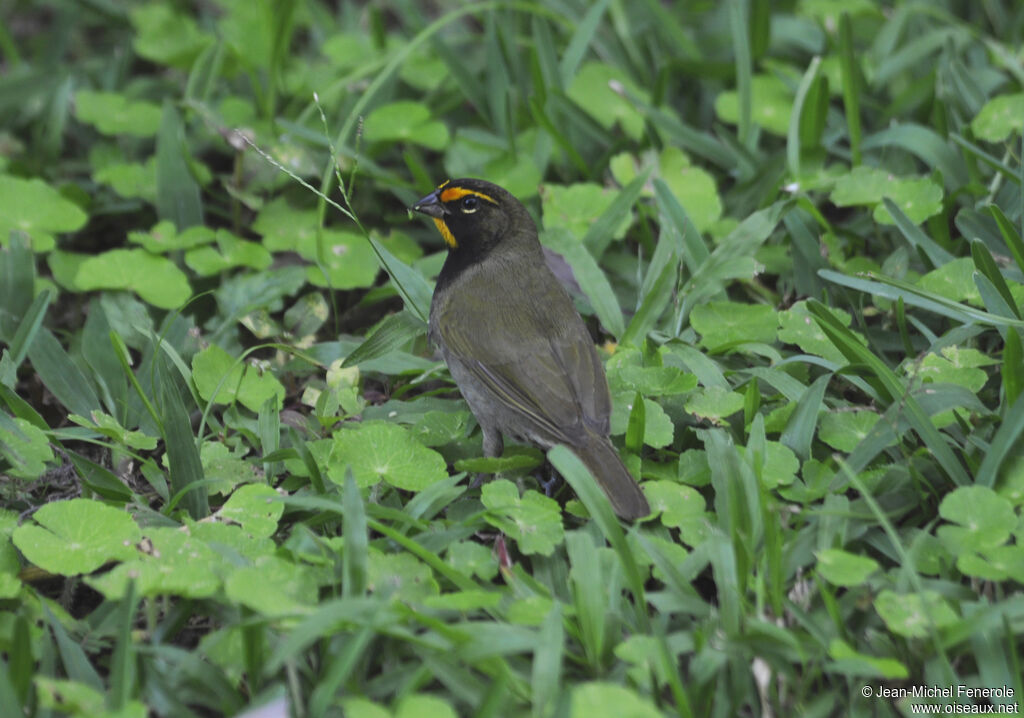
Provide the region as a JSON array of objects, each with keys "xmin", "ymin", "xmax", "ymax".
[{"xmin": 439, "ymin": 186, "xmax": 498, "ymax": 205}]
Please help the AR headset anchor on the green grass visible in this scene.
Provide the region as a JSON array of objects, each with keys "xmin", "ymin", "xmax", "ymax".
[{"xmin": 1, "ymin": 1, "xmax": 1024, "ymax": 717}]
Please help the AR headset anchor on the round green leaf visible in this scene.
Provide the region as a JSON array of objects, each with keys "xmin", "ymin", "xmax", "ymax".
[
  {"xmin": 224, "ymin": 555, "xmax": 317, "ymax": 615},
  {"xmin": 971, "ymin": 92, "xmax": 1024, "ymax": 143},
  {"xmin": 542, "ymin": 182, "xmax": 633, "ymax": 242},
  {"xmin": 937, "ymin": 485, "xmax": 1016, "ymax": 553},
  {"xmin": 571, "ymin": 682, "xmax": 661, "ymax": 718},
  {"xmin": 567, "ymin": 62, "xmax": 649, "ymax": 140},
  {"xmin": 0, "ymin": 176, "xmax": 87, "ymax": 251},
  {"xmin": 12, "ymin": 498, "xmax": 141, "ymax": 575},
  {"xmin": 75, "ymin": 91, "xmax": 162, "ymax": 137},
  {"xmin": 816, "ymin": 548, "xmax": 880, "ymax": 586},
  {"xmin": 192, "ymin": 344, "xmax": 285, "ymax": 413},
  {"xmin": 685, "ymin": 386, "xmax": 745, "ymax": 425},
  {"xmin": 818, "ymin": 411, "xmax": 882, "ymax": 452},
  {"xmin": 691, "ymin": 301, "xmax": 778, "ymax": 349},
  {"xmin": 87, "ymin": 526, "xmax": 221, "ymax": 599},
  {"xmin": 0, "ymin": 416, "xmax": 55, "ymax": 478},
  {"xmin": 874, "ymin": 589, "xmax": 958, "ymax": 638},
  {"xmin": 481, "ymin": 479, "xmax": 565, "ymax": 556},
  {"xmin": 364, "ymin": 101, "xmax": 450, "ymax": 150},
  {"xmin": 368, "ymin": 550, "xmax": 440, "ymax": 602},
  {"xmin": 217, "ymin": 484, "xmax": 283, "ymax": 538},
  {"xmin": 68, "ymin": 248, "xmax": 192, "ymax": 309},
  {"xmin": 715, "ymin": 74, "xmax": 793, "ymax": 136},
  {"xmin": 325, "ymin": 421, "xmax": 448, "ymax": 490}
]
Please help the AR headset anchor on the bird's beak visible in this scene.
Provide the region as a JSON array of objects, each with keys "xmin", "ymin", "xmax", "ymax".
[{"xmin": 411, "ymin": 189, "xmax": 449, "ymax": 219}]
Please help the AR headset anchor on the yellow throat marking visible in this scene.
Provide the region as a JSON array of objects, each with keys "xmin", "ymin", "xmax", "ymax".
[{"xmin": 433, "ymin": 217, "xmax": 458, "ymax": 248}]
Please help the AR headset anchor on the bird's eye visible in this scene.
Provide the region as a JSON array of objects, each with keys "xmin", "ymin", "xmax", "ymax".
[{"xmin": 461, "ymin": 196, "xmax": 479, "ymax": 213}]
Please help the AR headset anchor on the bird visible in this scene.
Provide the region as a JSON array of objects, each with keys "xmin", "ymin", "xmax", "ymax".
[{"xmin": 410, "ymin": 178, "xmax": 650, "ymax": 520}]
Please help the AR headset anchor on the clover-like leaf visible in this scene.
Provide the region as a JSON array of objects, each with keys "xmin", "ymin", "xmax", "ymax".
[
  {"xmin": 610, "ymin": 394, "xmax": 674, "ymax": 447},
  {"xmin": 368, "ymin": 550, "xmax": 440, "ymax": 602},
  {"xmin": 916, "ymin": 257, "xmax": 979, "ymax": 304},
  {"xmin": 937, "ymin": 485, "xmax": 1016, "ymax": 553},
  {"xmin": 481, "ymin": 479, "xmax": 564, "ymax": 556},
  {"xmin": 94, "ymin": 159, "xmax": 157, "ymax": 200},
  {"xmin": 224, "ymin": 555, "xmax": 317, "ymax": 615},
  {"xmin": 75, "ymin": 90, "xmax": 162, "ymax": 137},
  {"xmin": 299, "ymin": 229, "xmax": 380, "ymax": 289},
  {"xmin": 816, "ymin": 549, "xmax": 880, "ymax": 587},
  {"xmin": 127, "ymin": 220, "xmax": 215, "ymax": 253},
  {"xmin": 13, "ymin": 498, "xmax": 140, "ymax": 575},
  {"xmin": 65, "ymin": 248, "xmax": 192, "ymax": 309},
  {"xmin": 0, "ymin": 176, "xmax": 87, "ymax": 251},
  {"xmin": 541, "ymin": 182, "xmax": 633, "ymax": 242},
  {"xmin": 778, "ymin": 300, "xmax": 861, "ymax": 364},
  {"xmin": 87, "ymin": 526, "xmax": 222, "ymax": 599},
  {"xmin": 364, "ymin": 101, "xmax": 449, "ymax": 150},
  {"xmin": 874, "ymin": 589, "xmax": 958, "ymax": 638},
  {"xmin": 200, "ymin": 441, "xmax": 260, "ymax": 495},
  {"xmin": 715, "ymin": 74, "xmax": 793, "ymax": 136},
  {"xmin": 192, "ymin": 344, "xmax": 285, "ymax": 413},
  {"xmin": 658, "ymin": 147, "xmax": 723, "ymax": 233},
  {"xmin": 643, "ymin": 480, "xmax": 708, "ymax": 544},
  {"xmin": 830, "ymin": 167, "xmax": 942, "ymax": 225},
  {"xmin": 818, "ymin": 411, "xmax": 882, "ymax": 452},
  {"xmin": 0, "ymin": 416, "xmax": 54, "ymax": 479},
  {"xmin": 185, "ymin": 231, "xmax": 272, "ymax": 276},
  {"xmin": 130, "ymin": 4, "xmax": 212, "ymax": 67},
  {"xmin": 971, "ymin": 92, "xmax": 1024, "ymax": 143},
  {"xmin": 691, "ymin": 301, "xmax": 777, "ymax": 349},
  {"xmin": 685, "ymin": 386, "xmax": 745, "ymax": 425},
  {"xmin": 916, "ymin": 352, "xmax": 989, "ymax": 392},
  {"xmin": 325, "ymin": 421, "xmax": 448, "ymax": 490},
  {"xmin": 567, "ymin": 62, "xmax": 650, "ymax": 140},
  {"xmin": 446, "ymin": 541, "xmax": 498, "ymax": 582},
  {"xmin": 607, "ymin": 364, "xmax": 697, "ymax": 396},
  {"xmin": 738, "ymin": 441, "xmax": 799, "ymax": 488},
  {"xmin": 571, "ymin": 682, "xmax": 662, "ymax": 718},
  {"xmin": 217, "ymin": 484, "xmax": 282, "ymax": 538}
]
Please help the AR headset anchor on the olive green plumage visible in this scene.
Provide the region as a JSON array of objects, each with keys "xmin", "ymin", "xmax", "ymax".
[{"xmin": 411, "ymin": 178, "xmax": 650, "ymax": 520}]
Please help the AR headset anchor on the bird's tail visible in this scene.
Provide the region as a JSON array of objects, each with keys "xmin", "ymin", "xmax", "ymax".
[{"xmin": 573, "ymin": 434, "xmax": 650, "ymax": 520}]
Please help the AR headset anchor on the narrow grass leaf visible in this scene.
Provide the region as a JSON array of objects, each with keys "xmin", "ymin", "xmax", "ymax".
[
  {"xmin": 583, "ymin": 171, "xmax": 649, "ymax": 257},
  {"xmin": 808, "ymin": 301, "xmax": 970, "ymax": 486},
  {"xmin": 951, "ymin": 134, "xmax": 1021, "ymax": 184},
  {"xmin": 654, "ymin": 178, "xmax": 707, "ymax": 272},
  {"xmin": 838, "ymin": 12, "xmax": 862, "ymax": 164},
  {"xmin": 779, "ymin": 373, "xmax": 830, "ymax": 461},
  {"xmin": 161, "ymin": 372, "xmax": 208, "ymax": 518},
  {"xmin": 547, "ymin": 230, "xmax": 624, "ymax": 338},
  {"xmin": 559, "ymin": 0, "xmax": 611, "ymax": 87},
  {"xmin": 970, "ymin": 240, "xmax": 1019, "ymax": 318},
  {"xmin": 729, "ymin": 0, "xmax": 753, "ymax": 145},
  {"xmin": 819, "ymin": 269, "xmax": 1024, "ymax": 328},
  {"xmin": 976, "ymin": 392, "xmax": 1024, "ymax": 488},
  {"xmin": 531, "ymin": 604, "xmax": 564, "ymax": 718},
  {"xmin": 369, "ymin": 237, "xmax": 433, "ymax": 324},
  {"xmin": 155, "ymin": 101, "xmax": 203, "ymax": 228},
  {"xmin": 0, "ymin": 231, "xmax": 34, "ymax": 340},
  {"xmin": 989, "ymin": 203, "xmax": 1024, "ymax": 274},
  {"xmin": 108, "ymin": 580, "xmax": 138, "ymax": 710},
  {"xmin": 7, "ymin": 289, "xmax": 50, "ymax": 369},
  {"xmin": 566, "ymin": 531, "xmax": 606, "ymax": 668},
  {"xmin": 883, "ymin": 198, "xmax": 954, "ymax": 268},
  {"xmin": 548, "ymin": 446, "xmax": 649, "ymax": 631},
  {"xmin": 862, "ymin": 124, "xmax": 966, "ymax": 189},
  {"xmin": 343, "ymin": 310, "xmax": 427, "ymax": 367},
  {"xmin": 343, "ymin": 470, "xmax": 368, "ymax": 597},
  {"xmin": 1003, "ymin": 329, "xmax": 1023, "ymax": 408},
  {"xmin": 27, "ymin": 328, "xmax": 101, "ymax": 417},
  {"xmin": 42, "ymin": 602, "xmax": 103, "ymax": 691},
  {"xmin": 787, "ymin": 55, "xmax": 822, "ymax": 179}
]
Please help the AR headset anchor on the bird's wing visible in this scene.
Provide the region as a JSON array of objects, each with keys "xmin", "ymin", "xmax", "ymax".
[{"xmin": 434, "ymin": 274, "xmax": 610, "ymax": 444}]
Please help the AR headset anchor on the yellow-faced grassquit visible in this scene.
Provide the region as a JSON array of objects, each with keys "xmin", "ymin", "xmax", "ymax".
[{"xmin": 411, "ymin": 178, "xmax": 650, "ymax": 520}]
